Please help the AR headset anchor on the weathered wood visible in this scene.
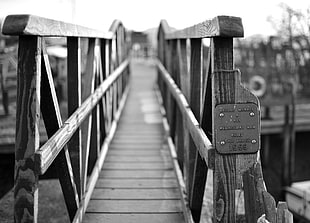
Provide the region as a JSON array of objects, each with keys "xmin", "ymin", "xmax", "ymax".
[
  {"xmin": 40, "ymin": 43, "xmax": 79, "ymax": 220},
  {"xmin": 100, "ymin": 170, "xmax": 176, "ymax": 179},
  {"xmin": 157, "ymin": 61, "xmax": 212, "ymax": 164},
  {"xmin": 262, "ymin": 191, "xmax": 276, "ymax": 222},
  {"xmin": 276, "ymin": 202, "xmax": 288, "ymax": 223},
  {"xmin": 14, "ymin": 36, "xmax": 41, "ymax": 223},
  {"xmin": 72, "ymin": 85, "xmax": 129, "ymax": 223},
  {"xmin": 86, "ymin": 200, "xmax": 183, "ymax": 213},
  {"xmin": 83, "ymin": 213, "xmax": 184, "ymax": 223},
  {"xmin": 96, "ymin": 178, "xmax": 178, "ymax": 188},
  {"xmin": 102, "ymin": 162, "xmax": 173, "ymax": 170},
  {"xmin": 92, "ymin": 188, "xmax": 180, "ymax": 199},
  {"xmin": 67, "ymin": 37, "xmax": 82, "ymax": 198},
  {"xmin": 34, "ymin": 60, "xmax": 129, "ymax": 174},
  {"xmin": 211, "ymin": 37, "xmax": 259, "ymax": 222},
  {"xmin": 2, "ymin": 14, "xmax": 113, "ymax": 39},
  {"xmin": 166, "ymin": 16, "xmax": 244, "ymax": 39}
]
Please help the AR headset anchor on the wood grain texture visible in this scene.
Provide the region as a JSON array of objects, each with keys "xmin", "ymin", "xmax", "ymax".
[
  {"xmin": 2, "ymin": 14, "xmax": 113, "ymax": 39},
  {"xmin": 166, "ymin": 16, "xmax": 243, "ymax": 39},
  {"xmin": 91, "ymin": 188, "xmax": 180, "ymax": 199},
  {"xmin": 99, "ymin": 170, "xmax": 176, "ymax": 179},
  {"xmin": 211, "ymin": 37, "xmax": 259, "ymax": 222},
  {"xmin": 86, "ymin": 200, "xmax": 183, "ymax": 213},
  {"xmin": 14, "ymin": 36, "xmax": 41, "ymax": 223},
  {"xmin": 96, "ymin": 178, "xmax": 178, "ymax": 188},
  {"xmin": 83, "ymin": 213, "xmax": 184, "ymax": 223}
]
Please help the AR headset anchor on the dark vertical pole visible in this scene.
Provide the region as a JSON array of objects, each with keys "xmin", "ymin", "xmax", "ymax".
[
  {"xmin": 14, "ymin": 36, "xmax": 41, "ymax": 223},
  {"xmin": 67, "ymin": 37, "xmax": 82, "ymax": 198}
]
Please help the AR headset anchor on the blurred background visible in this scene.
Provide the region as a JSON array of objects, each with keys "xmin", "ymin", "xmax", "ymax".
[{"xmin": 0, "ymin": 0, "xmax": 310, "ymax": 222}]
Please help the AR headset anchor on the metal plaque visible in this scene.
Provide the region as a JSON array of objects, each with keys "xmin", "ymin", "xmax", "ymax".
[{"xmin": 215, "ymin": 103, "xmax": 259, "ymax": 154}]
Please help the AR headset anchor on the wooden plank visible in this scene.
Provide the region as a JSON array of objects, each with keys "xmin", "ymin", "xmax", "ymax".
[
  {"xmin": 96, "ymin": 178, "xmax": 178, "ymax": 188},
  {"xmin": 91, "ymin": 188, "xmax": 180, "ymax": 199},
  {"xmin": 105, "ymin": 155, "xmax": 170, "ymax": 162},
  {"xmin": 14, "ymin": 36, "xmax": 41, "ymax": 223},
  {"xmin": 102, "ymin": 162, "xmax": 173, "ymax": 170},
  {"xmin": 166, "ymin": 16, "xmax": 243, "ymax": 39},
  {"xmin": 86, "ymin": 200, "xmax": 183, "ymax": 213},
  {"xmin": 2, "ymin": 14, "xmax": 113, "ymax": 39},
  {"xmin": 108, "ymin": 150, "xmax": 169, "ymax": 156},
  {"xmin": 99, "ymin": 170, "xmax": 176, "ymax": 179},
  {"xmin": 83, "ymin": 213, "xmax": 184, "ymax": 223},
  {"xmin": 67, "ymin": 36, "xmax": 82, "ymax": 199}
]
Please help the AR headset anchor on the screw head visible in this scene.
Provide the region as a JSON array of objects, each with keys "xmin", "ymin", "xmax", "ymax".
[
  {"xmin": 251, "ymin": 139, "xmax": 257, "ymax": 144},
  {"xmin": 219, "ymin": 113, "xmax": 224, "ymax": 117},
  {"xmin": 220, "ymin": 141, "xmax": 225, "ymax": 145},
  {"xmin": 249, "ymin": 112, "xmax": 255, "ymax": 117}
]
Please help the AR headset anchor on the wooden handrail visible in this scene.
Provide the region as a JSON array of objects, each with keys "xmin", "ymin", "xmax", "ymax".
[
  {"xmin": 2, "ymin": 14, "xmax": 131, "ymax": 223},
  {"xmin": 35, "ymin": 59, "xmax": 129, "ymax": 174},
  {"xmin": 2, "ymin": 14, "xmax": 113, "ymax": 38},
  {"xmin": 157, "ymin": 16, "xmax": 293, "ymax": 223},
  {"xmin": 164, "ymin": 16, "xmax": 244, "ymax": 39}
]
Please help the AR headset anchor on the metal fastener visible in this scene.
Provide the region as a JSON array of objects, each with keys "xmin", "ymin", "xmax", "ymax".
[
  {"xmin": 219, "ymin": 113, "xmax": 224, "ymax": 117},
  {"xmin": 251, "ymin": 139, "xmax": 257, "ymax": 144},
  {"xmin": 249, "ymin": 112, "xmax": 255, "ymax": 117},
  {"xmin": 220, "ymin": 141, "xmax": 225, "ymax": 145}
]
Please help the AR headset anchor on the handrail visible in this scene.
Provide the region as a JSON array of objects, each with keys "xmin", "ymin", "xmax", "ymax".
[
  {"xmin": 157, "ymin": 16, "xmax": 293, "ymax": 223},
  {"xmin": 2, "ymin": 14, "xmax": 113, "ymax": 38},
  {"xmin": 2, "ymin": 14, "xmax": 131, "ymax": 223},
  {"xmin": 165, "ymin": 16, "xmax": 243, "ymax": 39}
]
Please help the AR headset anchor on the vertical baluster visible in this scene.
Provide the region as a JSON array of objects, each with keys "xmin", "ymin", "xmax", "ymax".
[
  {"xmin": 67, "ymin": 37, "xmax": 82, "ymax": 197},
  {"xmin": 169, "ymin": 40, "xmax": 177, "ymax": 140},
  {"xmin": 41, "ymin": 39, "xmax": 79, "ymax": 221},
  {"xmin": 99, "ymin": 39, "xmax": 107, "ymax": 145},
  {"xmin": 14, "ymin": 36, "xmax": 41, "ymax": 223},
  {"xmin": 189, "ymin": 38, "xmax": 208, "ymax": 222},
  {"xmin": 177, "ymin": 39, "xmax": 189, "ymax": 172}
]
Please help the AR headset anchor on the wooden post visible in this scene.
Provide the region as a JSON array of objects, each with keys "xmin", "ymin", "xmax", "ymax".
[
  {"xmin": 14, "ymin": 36, "xmax": 41, "ymax": 223},
  {"xmin": 212, "ymin": 37, "xmax": 259, "ymax": 222}
]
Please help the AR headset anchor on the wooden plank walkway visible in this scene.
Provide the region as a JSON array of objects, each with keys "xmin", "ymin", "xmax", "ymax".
[{"xmin": 83, "ymin": 59, "xmax": 186, "ymax": 223}]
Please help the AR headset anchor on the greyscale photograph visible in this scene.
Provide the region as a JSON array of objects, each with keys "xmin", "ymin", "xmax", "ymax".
[{"xmin": 0, "ymin": 0, "xmax": 309, "ymax": 222}]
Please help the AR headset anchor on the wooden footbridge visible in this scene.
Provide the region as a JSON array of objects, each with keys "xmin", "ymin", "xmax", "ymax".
[{"xmin": 1, "ymin": 14, "xmax": 294, "ymax": 222}]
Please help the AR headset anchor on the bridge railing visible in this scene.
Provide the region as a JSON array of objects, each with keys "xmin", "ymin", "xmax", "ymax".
[
  {"xmin": 2, "ymin": 14, "xmax": 130, "ymax": 222},
  {"xmin": 157, "ymin": 16, "xmax": 293, "ymax": 222}
]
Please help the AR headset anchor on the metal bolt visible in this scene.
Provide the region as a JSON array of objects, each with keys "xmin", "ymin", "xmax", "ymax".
[
  {"xmin": 251, "ymin": 139, "xmax": 257, "ymax": 144},
  {"xmin": 219, "ymin": 113, "xmax": 224, "ymax": 118},
  {"xmin": 220, "ymin": 141, "xmax": 225, "ymax": 145},
  {"xmin": 249, "ymin": 112, "xmax": 255, "ymax": 117}
]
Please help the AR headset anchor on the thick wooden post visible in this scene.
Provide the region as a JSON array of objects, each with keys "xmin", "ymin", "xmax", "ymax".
[
  {"xmin": 211, "ymin": 37, "xmax": 260, "ymax": 222},
  {"xmin": 14, "ymin": 36, "xmax": 41, "ymax": 223}
]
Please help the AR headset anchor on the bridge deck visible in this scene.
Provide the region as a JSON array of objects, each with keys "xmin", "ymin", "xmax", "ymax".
[{"xmin": 82, "ymin": 59, "xmax": 186, "ymax": 223}]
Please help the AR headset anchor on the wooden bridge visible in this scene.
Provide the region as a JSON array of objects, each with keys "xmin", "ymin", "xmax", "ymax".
[{"xmin": 1, "ymin": 14, "xmax": 294, "ymax": 222}]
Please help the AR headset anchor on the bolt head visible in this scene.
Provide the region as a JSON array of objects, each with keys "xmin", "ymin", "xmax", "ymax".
[
  {"xmin": 219, "ymin": 113, "xmax": 224, "ymax": 117},
  {"xmin": 251, "ymin": 139, "xmax": 257, "ymax": 144},
  {"xmin": 220, "ymin": 141, "xmax": 225, "ymax": 145},
  {"xmin": 249, "ymin": 112, "xmax": 255, "ymax": 117}
]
